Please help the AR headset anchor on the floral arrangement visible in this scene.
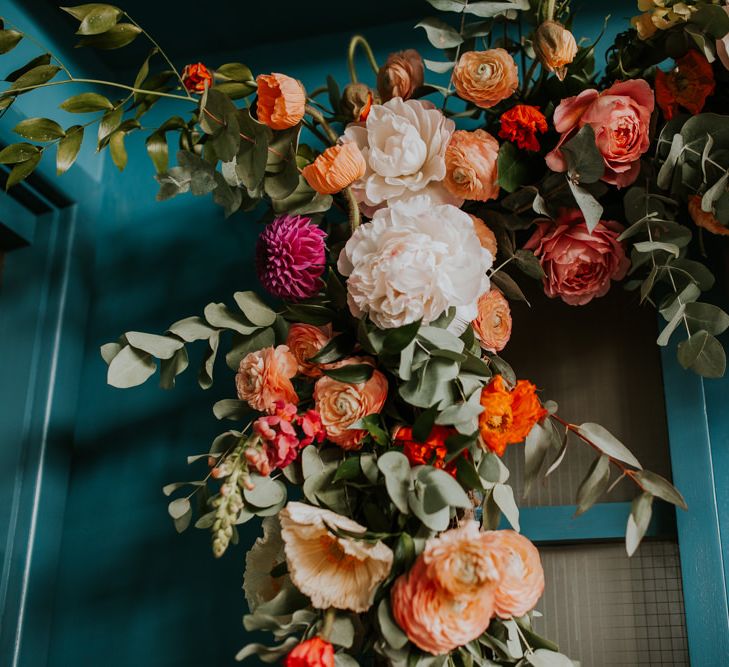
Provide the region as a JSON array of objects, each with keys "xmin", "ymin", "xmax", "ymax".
[{"xmin": 1, "ymin": 1, "xmax": 726, "ymax": 664}]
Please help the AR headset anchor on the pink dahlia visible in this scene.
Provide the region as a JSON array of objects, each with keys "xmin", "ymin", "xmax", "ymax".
[{"xmin": 256, "ymin": 215, "xmax": 327, "ymax": 300}]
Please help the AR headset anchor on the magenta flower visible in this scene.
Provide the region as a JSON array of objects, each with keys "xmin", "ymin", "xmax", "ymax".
[{"xmin": 255, "ymin": 215, "xmax": 327, "ymax": 300}]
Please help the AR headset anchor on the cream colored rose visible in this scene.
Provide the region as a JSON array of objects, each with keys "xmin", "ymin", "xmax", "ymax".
[
  {"xmin": 343, "ymin": 97, "xmax": 460, "ymax": 212},
  {"xmin": 338, "ymin": 196, "xmax": 492, "ymax": 329},
  {"xmin": 279, "ymin": 502, "xmax": 393, "ymax": 613}
]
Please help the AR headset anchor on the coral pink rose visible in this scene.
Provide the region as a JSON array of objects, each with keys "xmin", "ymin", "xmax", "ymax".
[
  {"xmin": 391, "ymin": 521, "xmax": 499, "ymax": 655},
  {"xmin": 483, "ymin": 530, "xmax": 545, "ymax": 618},
  {"xmin": 472, "ymin": 288, "xmax": 512, "ymax": 353},
  {"xmin": 236, "ymin": 345, "xmax": 299, "ymax": 413},
  {"xmin": 444, "ymin": 129, "xmax": 500, "ymax": 202},
  {"xmin": 524, "ymin": 209, "xmax": 630, "ymax": 306},
  {"xmin": 313, "ymin": 358, "xmax": 388, "ymax": 450},
  {"xmin": 546, "ymin": 79, "xmax": 654, "ymax": 188},
  {"xmin": 286, "ymin": 323, "xmax": 332, "ymax": 377}
]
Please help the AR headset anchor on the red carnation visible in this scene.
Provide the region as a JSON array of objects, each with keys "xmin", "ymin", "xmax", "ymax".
[
  {"xmin": 498, "ymin": 104, "xmax": 548, "ymax": 152},
  {"xmin": 655, "ymin": 50, "xmax": 715, "ymax": 120},
  {"xmin": 181, "ymin": 62, "xmax": 213, "ymax": 94}
]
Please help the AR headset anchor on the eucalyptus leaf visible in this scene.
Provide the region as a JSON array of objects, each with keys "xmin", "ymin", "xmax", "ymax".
[
  {"xmin": 576, "ymin": 423, "xmax": 642, "ymax": 469},
  {"xmin": 632, "ymin": 470, "xmax": 687, "ymax": 510},
  {"xmin": 60, "ymin": 92, "xmax": 113, "ymax": 113},
  {"xmin": 677, "ymin": 329, "xmax": 726, "ymax": 378},
  {"xmin": 416, "ymin": 17, "xmax": 464, "ymax": 48},
  {"xmin": 125, "ymin": 331, "xmax": 183, "ymax": 359},
  {"xmin": 493, "ymin": 482, "xmax": 519, "ymax": 531},
  {"xmin": 233, "ymin": 291, "xmax": 277, "ymax": 327},
  {"xmin": 107, "ymin": 345, "xmax": 156, "ymax": 388},
  {"xmin": 575, "ymin": 454, "xmax": 610, "ymax": 515},
  {"xmin": 377, "ymin": 451, "xmax": 411, "ymax": 514},
  {"xmin": 626, "ymin": 492, "xmax": 653, "ymax": 556}
]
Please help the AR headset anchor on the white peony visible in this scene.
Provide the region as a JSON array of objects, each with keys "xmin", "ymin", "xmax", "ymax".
[
  {"xmin": 343, "ymin": 97, "xmax": 462, "ymax": 212},
  {"xmin": 338, "ymin": 196, "xmax": 493, "ymax": 329}
]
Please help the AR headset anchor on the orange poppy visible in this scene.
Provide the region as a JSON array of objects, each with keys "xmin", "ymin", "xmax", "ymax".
[
  {"xmin": 655, "ymin": 50, "xmax": 715, "ymax": 120},
  {"xmin": 478, "ymin": 375, "xmax": 547, "ymax": 456}
]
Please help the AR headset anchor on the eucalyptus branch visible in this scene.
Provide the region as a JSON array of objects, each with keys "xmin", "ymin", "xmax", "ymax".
[
  {"xmin": 443, "ymin": 0, "xmax": 469, "ymax": 110},
  {"xmin": 549, "ymin": 414, "xmax": 645, "ymax": 492},
  {"xmin": 347, "ymin": 35, "xmax": 379, "ymax": 83}
]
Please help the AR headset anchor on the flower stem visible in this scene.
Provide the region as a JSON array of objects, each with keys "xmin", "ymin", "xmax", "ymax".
[
  {"xmin": 304, "ymin": 105, "xmax": 338, "ymax": 144},
  {"xmin": 544, "ymin": 0, "xmax": 557, "ymax": 21},
  {"xmin": 123, "ymin": 12, "xmax": 194, "ymax": 100},
  {"xmin": 320, "ymin": 607, "xmax": 337, "ymax": 641},
  {"xmin": 347, "ymin": 35, "xmax": 379, "ymax": 84},
  {"xmin": 3, "ymin": 77, "xmax": 195, "ymax": 102}
]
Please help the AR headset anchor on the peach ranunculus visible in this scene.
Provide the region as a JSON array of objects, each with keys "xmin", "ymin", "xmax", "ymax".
[
  {"xmin": 235, "ymin": 345, "xmax": 298, "ymax": 413},
  {"xmin": 452, "ymin": 49, "xmax": 519, "ymax": 109},
  {"xmin": 533, "ymin": 21, "xmax": 578, "ymax": 81},
  {"xmin": 377, "ymin": 49, "xmax": 424, "ymax": 102},
  {"xmin": 546, "ymin": 79, "xmax": 654, "ymax": 188},
  {"xmin": 688, "ymin": 195, "xmax": 729, "ymax": 236},
  {"xmin": 302, "ymin": 143, "xmax": 367, "ymax": 195},
  {"xmin": 283, "ymin": 637, "xmax": 335, "ymax": 667},
  {"xmin": 279, "ymin": 502, "xmax": 393, "ymax": 613},
  {"xmin": 524, "ymin": 208, "xmax": 630, "ymax": 305},
  {"xmin": 469, "ymin": 214, "xmax": 498, "ymax": 257},
  {"xmin": 483, "ymin": 530, "xmax": 545, "ymax": 619},
  {"xmin": 286, "ymin": 323, "xmax": 332, "ymax": 377},
  {"xmin": 444, "ymin": 129, "xmax": 500, "ymax": 202},
  {"xmin": 391, "ymin": 521, "xmax": 500, "ymax": 655},
  {"xmin": 313, "ymin": 357, "xmax": 388, "ymax": 450},
  {"xmin": 472, "ymin": 288, "xmax": 512, "ymax": 353},
  {"xmin": 256, "ymin": 73, "xmax": 306, "ymax": 130}
]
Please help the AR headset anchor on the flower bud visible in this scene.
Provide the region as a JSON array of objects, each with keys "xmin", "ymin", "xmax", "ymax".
[
  {"xmin": 340, "ymin": 83, "xmax": 379, "ymax": 121},
  {"xmin": 377, "ymin": 49, "xmax": 424, "ymax": 101},
  {"xmin": 256, "ymin": 73, "xmax": 306, "ymax": 130},
  {"xmin": 181, "ymin": 62, "xmax": 213, "ymax": 94},
  {"xmin": 533, "ymin": 21, "xmax": 578, "ymax": 81},
  {"xmin": 302, "ymin": 142, "xmax": 367, "ymax": 195}
]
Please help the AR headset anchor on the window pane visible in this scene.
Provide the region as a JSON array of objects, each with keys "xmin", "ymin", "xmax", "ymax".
[
  {"xmin": 503, "ymin": 285, "xmax": 673, "ymax": 505},
  {"xmin": 534, "ymin": 541, "xmax": 689, "ymax": 666}
]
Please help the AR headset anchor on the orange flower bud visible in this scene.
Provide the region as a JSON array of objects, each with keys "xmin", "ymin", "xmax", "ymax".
[
  {"xmin": 181, "ymin": 62, "xmax": 213, "ymax": 94},
  {"xmin": 302, "ymin": 142, "xmax": 367, "ymax": 195},
  {"xmin": 688, "ymin": 196, "xmax": 729, "ymax": 236},
  {"xmin": 377, "ymin": 49, "xmax": 424, "ymax": 101},
  {"xmin": 533, "ymin": 21, "xmax": 578, "ymax": 81},
  {"xmin": 256, "ymin": 73, "xmax": 306, "ymax": 130},
  {"xmin": 452, "ymin": 49, "xmax": 518, "ymax": 109},
  {"xmin": 341, "ymin": 83, "xmax": 379, "ymax": 121}
]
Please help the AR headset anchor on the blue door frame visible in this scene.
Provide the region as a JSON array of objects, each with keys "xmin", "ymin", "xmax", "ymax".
[{"xmin": 2, "ymin": 1, "xmax": 729, "ymax": 664}]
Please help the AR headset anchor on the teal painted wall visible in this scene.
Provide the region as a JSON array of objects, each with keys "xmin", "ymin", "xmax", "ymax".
[{"xmin": 12, "ymin": 2, "xmax": 729, "ymax": 667}]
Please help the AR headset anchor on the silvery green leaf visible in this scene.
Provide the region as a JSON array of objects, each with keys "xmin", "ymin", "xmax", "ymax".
[
  {"xmin": 378, "ymin": 599, "xmax": 409, "ymax": 649},
  {"xmin": 244, "ymin": 475, "xmax": 286, "ymax": 508},
  {"xmin": 527, "ymin": 649, "xmax": 576, "ymax": 666},
  {"xmin": 100, "ymin": 341, "xmax": 122, "ymax": 364},
  {"xmin": 684, "ymin": 302, "xmax": 729, "ymax": 335},
  {"xmin": 423, "ymin": 59, "xmax": 455, "ymax": 73},
  {"xmin": 656, "ymin": 303, "xmax": 686, "ymax": 347},
  {"xmin": 626, "ymin": 492, "xmax": 653, "ymax": 556},
  {"xmin": 493, "ymin": 482, "xmax": 519, "ymax": 531},
  {"xmin": 677, "ymin": 330, "xmax": 726, "ymax": 378},
  {"xmin": 657, "ymin": 133, "xmax": 683, "ymax": 189},
  {"xmin": 575, "ymin": 454, "xmax": 610, "ymax": 515},
  {"xmin": 125, "ymin": 331, "xmax": 183, "ymax": 359},
  {"xmin": 576, "ymin": 423, "xmax": 642, "ymax": 469},
  {"xmin": 378, "ymin": 451, "xmax": 411, "ymax": 514},
  {"xmin": 632, "ymin": 470, "xmax": 687, "ymax": 510},
  {"xmin": 524, "ymin": 421, "xmax": 553, "ymax": 496},
  {"xmin": 416, "ymin": 17, "xmax": 464, "ymax": 48},
  {"xmin": 567, "ymin": 179, "xmax": 603, "ymax": 232},
  {"xmin": 107, "ymin": 345, "xmax": 156, "ymax": 388}
]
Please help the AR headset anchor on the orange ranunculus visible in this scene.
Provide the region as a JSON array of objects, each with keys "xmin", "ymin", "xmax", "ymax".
[
  {"xmin": 256, "ymin": 73, "xmax": 306, "ymax": 130},
  {"xmin": 472, "ymin": 289, "xmax": 512, "ymax": 354},
  {"xmin": 285, "ymin": 323, "xmax": 332, "ymax": 377},
  {"xmin": 533, "ymin": 21, "xmax": 578, "ymax": 81},
  {"xmin": 452, "ymin": 49, "xmax": 518, "ymax": 109},
  {"xmin": 235, "ymin": 345, "xmax": 299, "ymax": 413},
  {"xmin": 302, "ymin": 142, "xmax": 367, "ymax": 195},
  {"xmin": 181, "ymin": 62, "xmax": 213, "ymax": 94},
  {"xmin": 498, "ymin": 105, "xmax": 548, "ymax": 152},
  {"xmin": 391, "ymin": 521, "xmax": 499, "ymax": 655},
  {"xmin": 283, "ymin": 637, "xmax": 335, "ymax": 667},
  {"xmin": 394, "ymin": 425, "xmax": 462, "ymax": 476},
  {"xmin": 483, "ymin": 530, "xmax": 545, "ymax": 618},
  {"xmin": 469, "ymin": 214, "xmax": 498, "ymax": 257},
  {"xmin": 444, "ymin": 129, "xmax": 500, "ymax": 202},
  {"xmin": 655, "ymin": 50, "xmax": 716, "ymax": 120},
  {"xmin": 688, "ymin": 195, "xmax": 729, "ymax": 236},
  {"xmin": 377, "ymin": 49, "xmax": 424, "ymax": 102},
  {"xmin": 313, "ymin": 358, "xmax": 388, "ymax": 450},
  {"xmin": 478, "ymin": 375, "xmax": 547, "ymax": 456}
]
